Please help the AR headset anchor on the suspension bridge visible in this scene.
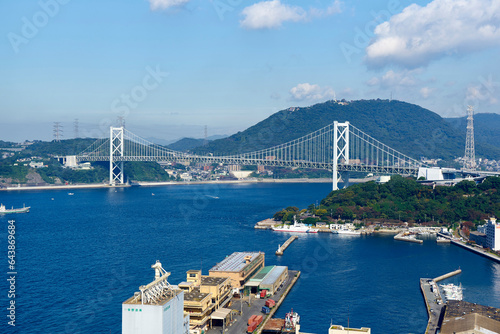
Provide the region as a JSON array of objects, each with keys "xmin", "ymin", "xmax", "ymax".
[{"xmin": 70, "ymin": 121, "xmax": 424, "ymax": 190}]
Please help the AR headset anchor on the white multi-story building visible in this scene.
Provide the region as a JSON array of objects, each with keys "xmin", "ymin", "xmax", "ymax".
[
  {"xmin": 485, "ymin": 217, "xmax": 500, "ymax": 251},
  {"xmin": 477, "ymin": 224, "xmax": 486, "ymax": 234},
  {"xmin": 122, "ymin": 261, "xmax": 189, "ymax": 334}
]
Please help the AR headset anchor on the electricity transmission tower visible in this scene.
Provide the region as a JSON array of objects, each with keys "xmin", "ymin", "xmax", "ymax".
[
  {"xmin": 74, "ymin": 119, "xmax": 79, "ymax": 138},
  {"xmin": 53, "ymin": 122, "xmax": 63, "ymax": 142},
  {"xmin": 463, "ymin": 105, "xmax": 476, "ymax": 170}
]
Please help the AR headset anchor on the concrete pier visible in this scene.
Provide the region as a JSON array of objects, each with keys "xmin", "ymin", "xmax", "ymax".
[
  {"xmin": 420, "ymin": 269, "xmax": 462, "ymax": 333},
  {"xmin": 434, "ymin": 269, "xmax": 461, "ymax": 282},
  {"xmin": 256, "ymin": 271, "xmax": 301, "ymax": 334},
  {"xmin": 276, "ymin": 236, "xmax": 298, "ymax": 255},
  {"xmin": 420, "ymin": 278, "xmax": 444, "ymax": 334},
  {"xmin": 450, "ymin": 239, "xmax": 500, "ymax": 263}
]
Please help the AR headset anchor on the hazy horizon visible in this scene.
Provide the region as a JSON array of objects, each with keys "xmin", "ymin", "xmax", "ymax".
[{"xmin": 2, "ymin": 0, "xmax": 500, "ymax": 142}]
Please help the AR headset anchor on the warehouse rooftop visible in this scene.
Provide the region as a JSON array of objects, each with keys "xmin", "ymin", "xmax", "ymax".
[{"xmin": 209, "ymin": 252, "xmax": 263, "ymax": 273}]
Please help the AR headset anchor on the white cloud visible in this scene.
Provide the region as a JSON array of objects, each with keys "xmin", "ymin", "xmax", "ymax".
[
  {"xmin": 240, "ymin": 1, "xmax": 306, "ymax": 29},
  {"xmin": 365, "ymin": 0, "xmax": 500, "ymax": 68},
  {"xmin": 310, "ymin": 0, "xmax": 343, "ymax": 18},
  {"xmin": 366, "ymin": 69, "xmax": 422, "ymax": 88},
  {"xmin": 240, "ymin": 0, "xmax": 342, "ymax": 30},
  {"xmin": 148, "ymin": 0, "xmax": 190, "ymax": 11},
  {"xmin": 420, "ymin": 87, "xmax": 433, "ymax": 99},
  {"xmin": 289, "ymin": 83, "xmax": 335, "ymax": 101},
  {"xmin": 465, "ymin": 75, "xmax": 499, "ymax": 105}
]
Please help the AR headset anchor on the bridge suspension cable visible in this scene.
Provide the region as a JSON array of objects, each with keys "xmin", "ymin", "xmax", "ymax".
[{"xmin": 76, "ymin": 122, "xmax": 423, "ymax": 188}]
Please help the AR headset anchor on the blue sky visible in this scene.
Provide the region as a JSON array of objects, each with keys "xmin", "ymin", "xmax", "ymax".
[{"xmin": 1, "ymin": 0, "xmax": 499, "ymax": 142}]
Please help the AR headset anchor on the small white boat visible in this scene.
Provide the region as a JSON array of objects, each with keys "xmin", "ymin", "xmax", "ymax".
[
  {"xmin": 440, "ymin": 283, "xmax": 463, "ymax": 301},
  {"xmin": 334, "ymin": 227, "xmax": 361, "ymax": 235}
]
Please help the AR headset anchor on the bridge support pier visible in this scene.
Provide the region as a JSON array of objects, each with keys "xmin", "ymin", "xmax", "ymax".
[
  {"xmin": 341, "ymin": 171, "xmax": 350, "ymax": 189},
  {"xmin": 110, "ymin": 127, "xmax": 125, "ymax": 186}
]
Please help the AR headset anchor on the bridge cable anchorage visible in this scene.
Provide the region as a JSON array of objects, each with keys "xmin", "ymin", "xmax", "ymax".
[{"xmin": 75, "ymin": 123, "xmax": 424, "ymax": 188}]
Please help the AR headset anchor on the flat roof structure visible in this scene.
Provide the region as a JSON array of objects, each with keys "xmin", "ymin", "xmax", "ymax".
[
  {"xmin": 261, "ymin": 266, "xmax": 287, "ymax": 286},
  {"xmin": 440, "ymin": 300, "xmax": 500, "ymax": 333},
  {"xmin": 123, "ymin": 288, "xmax": 182, "ymax": 306},
  {"xmin": 183, "ymin": 287, "xmax": 210, "ymax": 302},
  {"xmin": 209, "ymin": 251, "xmax": 265, "ymax": 289},
  {"xmin": 251, "ymin": 266, "xmax": 275, "ymax": 281},
  {"xmin": 210, "ymin": 252, "xmax": 262, "ymax": 272},
  {"xmin": 210, "ymin": 308, "xmax": 232, "ymax": 320},
  {"xmin": 201, "ymin": 276, "xmax": 228, "ymax": 286}
]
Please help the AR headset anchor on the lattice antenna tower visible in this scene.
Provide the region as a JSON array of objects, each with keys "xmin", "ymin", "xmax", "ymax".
[
  {"xmin": 53, "ymin": 122, "xmax": 63, "ymax": 142},
  {"xmin": 74, "ymin": 119, "xmax": 79, "ymax": 139},
  {"xmin": 464, "ymin": 105, "xmax": 476, "ymax": 170},
  {"xmin": 204, "ymin": 125, "xmax": 208, "ymax": 146}
]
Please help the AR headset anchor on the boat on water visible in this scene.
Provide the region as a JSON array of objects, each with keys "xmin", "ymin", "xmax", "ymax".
[
  {"xmin": 440, "ymin": 283, "xmax": 463, "ymax": 301},
  {"xmin": 272, "ymin": 216, "xmax": 312, "ymax": 233},
  {"xmin": 283, "ymin": 309, "xmax": 300, "ymax": 331},
  {"xmin": 333, "ymin": 227, "xmax": 361, "ymax": 235},
  {"xmin": 0, "ymin": 203, "xmax": 30, "ymax": 214}
]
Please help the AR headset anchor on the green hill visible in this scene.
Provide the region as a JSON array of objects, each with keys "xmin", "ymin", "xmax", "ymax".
[
  {"xmin": 192, "ymin": 100, "xmax": 500, "ymax": 159},
  {"xmin": 167, "ymin": 137, "xmax": 208, "ymax": 151},
  {"xmin": 299, "ymin": 176, "xmax": 500, "ymax": 224}
]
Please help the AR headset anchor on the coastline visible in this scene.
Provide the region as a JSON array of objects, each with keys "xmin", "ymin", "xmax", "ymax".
[
  {"xmin": 0, "ymin": 177, "xmax": 334, "ymax": 192},
  {"xmin": 450, "ymin": 239, "xmax": 500, "ymax": 263}
]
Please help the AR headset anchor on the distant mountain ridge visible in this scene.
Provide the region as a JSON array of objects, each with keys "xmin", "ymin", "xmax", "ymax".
[
  {"xmin": 190, "ymin": 99, "xmax": 500, "ymax": 159},
  {"xmin": 166, "ymin": 134, "xmax": 228, "ymax": 151}
]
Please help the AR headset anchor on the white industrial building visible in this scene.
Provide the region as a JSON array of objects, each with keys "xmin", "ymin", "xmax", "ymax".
[
  {"xmin": 122, "ymin": 261, "xmax": 189, "ymax": 334},
  {"xmin": 485, "ymin": 217, "xmax": 500, "ymax": 251}
]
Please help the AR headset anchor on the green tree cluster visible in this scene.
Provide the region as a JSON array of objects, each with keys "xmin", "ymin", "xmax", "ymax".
[
  {"xmin": 273, "ymin": 206, "xmax": 300, "ymax": 223},
  {"xmin": 275, "ymin": 176, "xmax": 500, "ymax": 225}
]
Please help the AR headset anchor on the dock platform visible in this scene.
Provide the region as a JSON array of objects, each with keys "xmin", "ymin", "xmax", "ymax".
[
  {"xmin": 256, "ymin": 271, "xmax": 301, "ymax": 334},
  {"xmin": 420, "ymin": 268, "xmax": 462, "ymax": 334},
  {"xmin": 206, "ymin": 271, "xmax": 300, "ymax": 334},
  {"xmin": 276, "ymin": 236, "xmax": 298, "ymax": 255},
  {"xmin": 394, "ymin": 233, "xmax": 423, "ymax": 244}
]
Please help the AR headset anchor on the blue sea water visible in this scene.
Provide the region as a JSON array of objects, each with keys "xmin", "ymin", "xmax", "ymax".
[{"xmin": 0, "ymin": 182, "xmax": 499, "ymax": 333}]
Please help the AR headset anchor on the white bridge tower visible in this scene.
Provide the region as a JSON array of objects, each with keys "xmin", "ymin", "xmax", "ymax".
[
  {"xmin": 332, "ymin": 121, "xmax": 350, "ymax": 191},
  {"xmin": 110, "ymin": 127, "xmax": 125, "ymax": 185}
]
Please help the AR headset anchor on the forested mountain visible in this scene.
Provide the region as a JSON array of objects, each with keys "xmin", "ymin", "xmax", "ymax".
[
  {"xmin": 167, "ymin": 138, "xmax": 207, "ymax": 151},
  {"xmin": 191, "ymin": 100, "xmax": 500, "ymax": 159},
  {"xmin": 314, "ymin": 176, "xmax": 500, "ymax": 224}
]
